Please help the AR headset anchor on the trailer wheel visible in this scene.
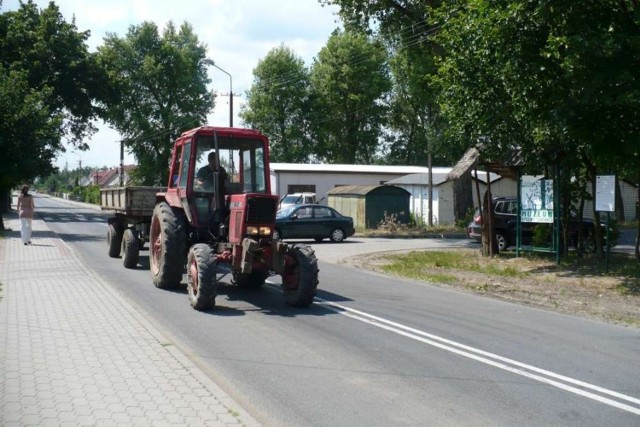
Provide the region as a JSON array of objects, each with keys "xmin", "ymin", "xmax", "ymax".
[
  {"xmin": 233, "ymin": 270, "xmax": 269, "ymax": 289},
  {"xmin": 107, "ymin": 222, "xmax": 123, "ymax": 258},
  {"xmin": 281, "ymin": 244, "xmax": 319, "ymax": 307},
  {"xmin": 150, "ymin": 202, "xmax": 186, "ymax": 289},
  {"xmin": 186, "ymin": 244, "xmax": 217, "ymax": 311},
  {"xmin": 122, "ymin": 228, "xmax": 140, "ymax": 269}
]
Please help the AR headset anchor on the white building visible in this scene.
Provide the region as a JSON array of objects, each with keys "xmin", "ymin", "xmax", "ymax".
[
  {"xmin": 385, "ymin": 171, "xmax": 507, "ymax": 225},
  {"xmin": 269, "ymin": 163, "xmax": 451, "ymax": 203}
]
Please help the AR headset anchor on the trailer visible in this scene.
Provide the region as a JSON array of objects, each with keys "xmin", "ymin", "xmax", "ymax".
[{"xmin": 100, "ymin": 186, "xmax": 164, "ymax": 268}]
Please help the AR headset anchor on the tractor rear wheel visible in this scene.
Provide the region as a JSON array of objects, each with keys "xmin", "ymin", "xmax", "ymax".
[
  {"xmin": 107, "ymin": 222, "xmax": 123, "ymax": 258},
  {"xmin": 186, "ymin": 244, "xmax": 217, "ymax": 311},
  {"xmin": 150, "ymin": 202, "xmax": 186, "ymax": 289},
  {"xmin": 281, "ymin": 244, "xmax": 319, "ymax": 307},
  {"xmin": 233, "ymin": 270, "xmax": 269, "ymax": 289},
  {"xmin": 122, "ymin": 228, "xmax": 139, "ymax": 269}
]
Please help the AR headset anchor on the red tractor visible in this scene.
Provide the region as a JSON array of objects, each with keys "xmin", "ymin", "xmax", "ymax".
[{"xmin": 149, "ymin": 126, "xmax": 319, "ymax": 310}]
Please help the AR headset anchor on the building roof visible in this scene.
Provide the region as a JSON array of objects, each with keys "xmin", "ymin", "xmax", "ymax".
[
  {"xmin": 270, "ymin": 163, "xmax": 451, "ymax": 175},
  {"xmin": 327, "ymin": 184, "xmax": 409, "ymax": 196},
  {"xmin": 92, "ymin": 165, "xmax": 137, "ymax": 187},
  {"xmin": 386, "ymin": 171, "xmax": 502, "ymax": 186},
  {"xmin": 385, "ymin": 172, "xmax": 450, "ymax": 186}
]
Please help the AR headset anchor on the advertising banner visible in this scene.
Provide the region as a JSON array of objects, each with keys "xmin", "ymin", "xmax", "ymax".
[{"xmin": 520, "ymin": 177, "xmax": 554, "ymax": 223}]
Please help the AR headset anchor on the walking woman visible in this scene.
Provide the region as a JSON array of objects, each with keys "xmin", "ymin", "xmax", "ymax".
[{"xmin": 16, "ymin": 184, "xmax": 35, "ymax": 245}]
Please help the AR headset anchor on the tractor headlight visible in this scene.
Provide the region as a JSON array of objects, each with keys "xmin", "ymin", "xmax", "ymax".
[
  {"xmin": 246, "ymin": 226, "xmax": 272, "ymax": 236},
  {"xmin": 259, "ymin": 226, "xmax": 271, "ymax": 236}
]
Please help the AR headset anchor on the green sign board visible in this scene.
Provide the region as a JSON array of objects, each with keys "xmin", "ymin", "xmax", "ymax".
[{"xmin": 521, "ymin": 178, "xmax": 554, "ymax": 223}]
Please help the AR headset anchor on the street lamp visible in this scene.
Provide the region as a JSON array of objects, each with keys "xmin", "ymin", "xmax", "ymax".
[{"xmin": 204, "ymin": 59, "xmax": 233, "ymax": 127}]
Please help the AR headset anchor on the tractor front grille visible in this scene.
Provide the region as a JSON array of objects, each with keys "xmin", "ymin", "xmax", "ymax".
[{"xmin": 246, "ymin": 197, "xmax": 276, "ymax": 224}]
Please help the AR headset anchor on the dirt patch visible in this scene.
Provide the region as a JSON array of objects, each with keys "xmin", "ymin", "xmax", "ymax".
[{"xmin": 343, "ymin": 248, "xmax": 640, "ymax": 328}]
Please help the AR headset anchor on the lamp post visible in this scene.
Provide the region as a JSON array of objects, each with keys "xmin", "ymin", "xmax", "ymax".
[{"xmin": 204, "ymin": 59, "xmax": 233, "ymax": 127}]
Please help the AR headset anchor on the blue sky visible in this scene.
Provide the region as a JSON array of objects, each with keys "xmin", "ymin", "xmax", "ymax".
[{"xmin": 3, "ymin": 0, "xmax": 341, "ymax": 169}]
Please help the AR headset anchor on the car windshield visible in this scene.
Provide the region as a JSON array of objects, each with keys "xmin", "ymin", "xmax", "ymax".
[
  {"xmin": 281, "ymin": 195, "xmax": 302, "ymax": 205},
  {"xmin": 276, "ymin": 206, "xmax": 296, "ymax": 218}
]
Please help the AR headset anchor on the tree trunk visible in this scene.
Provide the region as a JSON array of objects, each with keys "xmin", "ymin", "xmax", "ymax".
[
  {"xmin": 481, "ymin": 184, "xmax": 497, "ymax": 257},
  {"xmin": 453, "ymin": 171, "xmax": 473, "ymax": 223},
  {"xmin": 0, "ymin": 188, "xmax": 11, "ymax": 231},
  {"xmin": 615, "ymin": 177, "xmax": 625, "ymax": 222},
  {"xmin": 635, "ymin": 173, "xmax": 640, "ymax": 261}
]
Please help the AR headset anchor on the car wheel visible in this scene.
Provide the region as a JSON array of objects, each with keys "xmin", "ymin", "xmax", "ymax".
[
  {"xmin": 329, "ymin": 228, "xmax": 345, "ymax": 243},
  {"xmin": 494, "ymin": 232, "xmax": 508, "ymax": 251}
]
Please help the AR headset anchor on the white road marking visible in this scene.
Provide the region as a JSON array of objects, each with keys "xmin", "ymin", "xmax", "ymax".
[{"xmin": 316, "ymin": 298, "xmax": 640, "ymax": 416}]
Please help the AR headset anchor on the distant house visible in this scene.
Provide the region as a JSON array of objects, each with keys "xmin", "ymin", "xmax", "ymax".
[
  {"xmin": 89, "ymin": 165, "xmax": 136, "ymax": 187},
  {"xmin": 269, "ymin": 162, "xmax": 451, "ymax": 203}
]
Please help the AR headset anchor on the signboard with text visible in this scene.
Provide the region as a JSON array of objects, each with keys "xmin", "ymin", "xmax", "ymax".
[
  {"xmin": 595, "ymin": 175, "xmax": 615, "ymax": 212},
  {"xmin": 520, "ymin": 177, "xmax": 554, "ymax": 223}
]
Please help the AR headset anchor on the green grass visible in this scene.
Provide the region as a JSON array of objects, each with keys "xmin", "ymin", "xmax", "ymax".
[
  {"xmin": 359, "ymin": 225, "xmax": 465, "ymax": 237},
  {"xmin": 380, "ymin": 249, "xmax": 640, "ymax": 295},
  {"xmin": 616, "ymin": 278, "xmax": 640, "ymax": 295},
  {"xmin": 380, "ymin": 250, "xmax": 529, "ymax": 280}
]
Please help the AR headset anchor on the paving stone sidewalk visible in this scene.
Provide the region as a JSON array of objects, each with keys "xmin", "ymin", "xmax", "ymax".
[{"xmin": 0, "ymin": 212, "xmax": 259, "ymax": 426}]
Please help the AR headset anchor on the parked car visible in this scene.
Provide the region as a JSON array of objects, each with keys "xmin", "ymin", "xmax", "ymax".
[
  {"xmin": 467, "ymin": 196, "xmax": 597, "ymax": 252},
  {"xmin": 274, "ymin": 204, "xmax": 355, "ymax": 243},
  {"xmin": 466, "ymin": 209, "xmax": 482, "ymax": 243},
  {"xmin": 278, "ymin": 192, "xmax": 318, "ymax": 211}
]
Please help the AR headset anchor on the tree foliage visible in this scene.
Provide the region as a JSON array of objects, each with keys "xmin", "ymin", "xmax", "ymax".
[
  {"xmin": 436, "ymin": 0, "xmax": 640, "ymax": 174},
  {"xmin": 97, "ymin": 21, "xmax": 214, "ymax": 185},
  {"xmin": 322, "ymin": 0, "xmax": 449, "ymax": 166},
  {"xmin": 309, "ymin": 30, "xmax": 391, "ymax": 164},
  {"xmin": 435, "ymin": 0, "xmax": 640, "ymax": 254},
  {"xmin": 0, "ymin": 0, "xmax": 104, "ymax": 197},
  {"xmin": 240, "ymin": 45, "xmax": 312, "ymax": 163}
]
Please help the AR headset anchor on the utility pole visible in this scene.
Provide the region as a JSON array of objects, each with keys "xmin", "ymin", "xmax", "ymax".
[
  {"xmin": 119, "ymin": 140, "xmax": 124, "ymax": 186},
  {"xmin": 204, "ymin": 59, "xmax": 233, "ymax": 127}
]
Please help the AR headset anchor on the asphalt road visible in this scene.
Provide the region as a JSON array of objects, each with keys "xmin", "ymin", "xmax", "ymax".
[{"xmin": 31, "ymin": 194, "xmax": 640, "ymax": 426}]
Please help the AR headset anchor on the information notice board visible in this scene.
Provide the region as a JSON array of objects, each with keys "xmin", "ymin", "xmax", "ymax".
[{"xmin": 595, "ymin": 175, "xmax": 615, "ymax": 212}]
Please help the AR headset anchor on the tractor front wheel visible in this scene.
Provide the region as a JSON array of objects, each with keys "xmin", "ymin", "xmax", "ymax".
[
  {"xmin": 186, "ymin": 244, "xmax": 217, "ymax": 311},
  {"xmin": 150, "ymin": 202, "xmax": 186, "ymax": 289},
  {"xmin": 281, "ymin": 244, "xmax": 319, "ymax": 307}
]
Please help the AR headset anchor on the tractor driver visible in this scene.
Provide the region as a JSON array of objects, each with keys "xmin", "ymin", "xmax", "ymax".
[{"xmin": 195, "ymin": 151, "xmax": 228, "ymax": 193}]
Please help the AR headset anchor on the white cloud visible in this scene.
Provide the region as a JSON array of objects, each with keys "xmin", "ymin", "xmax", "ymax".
[{"xmin": 3, "ymin": 0, "xmax": 340, "ymax": 169}]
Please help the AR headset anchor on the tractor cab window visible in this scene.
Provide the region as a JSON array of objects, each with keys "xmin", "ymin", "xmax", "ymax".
[
  {"xmin": 193, "ymin": 134, "xmax": 267, "ymax": 195},
  {"xmin": 179, "ymin": 142, "xmax": 191, "ymax": 188}
]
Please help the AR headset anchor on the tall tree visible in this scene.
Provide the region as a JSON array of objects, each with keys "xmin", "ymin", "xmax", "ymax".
[
  {"xmin": 0, "ymin": 0, "xmax": 105, "ymax": 220},
  {"xmin": 322, "ymin": 1, "xmax": 448, "ymax": 165},
  {"xmin": 309, "ymin": 30, "xmax": 391, "ymax": 164},
  {"xmin": 97, "ymin": 21, "xmax": 214, "ymax": 185},
  {"xmin": 240, "ymin": 45, "xmax": 312, "ymax": 163},
  {"xmin": 384, "ymin": 48, "xmax": 451, "ymax": 165}
]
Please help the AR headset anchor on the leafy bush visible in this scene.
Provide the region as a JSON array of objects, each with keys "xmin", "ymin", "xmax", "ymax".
[
  {"xmin": 377, "ymin": 212, "xmax": 408, "ymax": 232},
  {"xmin": 532, "ymin": 224, "xmax": 552, "ymax": 247},
  {"xmin": 455, "ymin": 206, "xmax": 476, "ymax": 229}
]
